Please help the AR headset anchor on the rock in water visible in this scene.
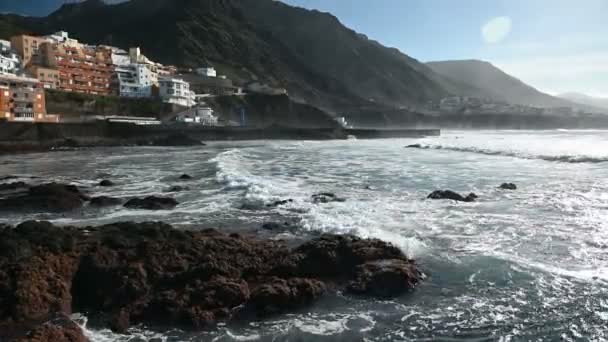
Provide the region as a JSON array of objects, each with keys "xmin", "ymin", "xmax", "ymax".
[
  {"xmin": 348, "ymin": 259, "xmax": 422, "ymax": 297},
  {"xmin": 499, "ymin": 183, "xmax": 517, "ymax": 190},
  {"xmin": 167, "ymin": 185, "xmax": 188, "ymax": 192},
  {"xmin": 267, "ymin": 199, "xmax": 293, "ymax": 207},
  {"xmin": 98, "ymin": 180, "xmax": 114, "ymax": 187},
  {"xmin": 427, "ymin": 190, "xmax": 477, "ymax": 202},
  {"xmin": 311, "ymin": 192, "xmax": 346, "ymax": 204},
  {"xmin": 0, "ymin": 183, "xmax": 86, "ymax": 212},
  {"xmin": 0, "ymin": 221, "xmax": 422, "ymax": 334},
  {"xmin": 405, "ymin": 144, "xmax": 423, "ymax": 148},
  {"xmin": 179, "ymin": 174, "xmax": 193, "ymax": 180},
  {"xmin": 89, "ymin": 196, "xmax": 122, "ymax": 207},
  {"xmin": 124, "ymin": 196, "xmax": 178, "ymax": 210}
]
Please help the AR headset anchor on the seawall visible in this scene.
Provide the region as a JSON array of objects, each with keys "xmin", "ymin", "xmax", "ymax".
[{"xmin": 0, "ymin": 122, "xmax": 439, "ymax": 153}]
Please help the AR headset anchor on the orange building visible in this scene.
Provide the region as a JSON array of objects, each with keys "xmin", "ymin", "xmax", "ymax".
[
  {"xmin": 38, "ymin": 41, "xmax": 114, "ymax": 96},
  {"xmin": 10, "ymin": 35, "xmax": 50, "ymax": 66},
  {"xmin": 0, "ymin": 74, "xmax": 58, "ymax": 123},
  {"xmin": 26, "ymin": 65, "xmax": 60, "ymax": 89}
]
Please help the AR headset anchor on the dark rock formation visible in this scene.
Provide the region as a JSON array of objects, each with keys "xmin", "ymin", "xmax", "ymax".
[
  {"xmin": 98, "ymin": 180, "xmax": 114, "ymax": 187},
  {"xmin": 0, "ymin": 181, "xmax": 28, "ymax": 191},
  {"xmin": 124, "ymin": 196, "xmax": 178, "ymax": 210},
  {"xmin": 0, "ymin": 221, "xmax": 421, "ymax": 335},
  {"xmin": 405, "ymin": 144, "xmax": 423, "ymax": 148},
  {"xmin": 12, "ymin": 315, "xmax": 88, "ymax": 342},
  {"xmin": 167, "ymin": 186, "xmax": 188, "ymax": 192},
  {"xmin": 89, "ymin": 196, "xmax": 122, "ymax": 207},
  {"xmin": 499, "ymin": 183, "xmax": 517, "ymax": 190},
  {"xmin": 311, "ymin": 193, "xmax": 346, "ymax": 204},
  {"xmin": 267, "ymin": 199, "xmax": 293, "ymax": 208},
  {"xmin": 0, "ymin": 183, "xmax": 87, "ymax": 212},
  {"xmin": 427, "ymin": 190, "xmax": 477, "ymax": 202},
  {"xmin": 179, "ymin": 174, "xmax": 193, "ymax": 180}
]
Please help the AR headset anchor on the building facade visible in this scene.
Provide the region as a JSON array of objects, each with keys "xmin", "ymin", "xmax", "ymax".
[
  {"xmin": 38, "ymin": 41, "xmax": 114, "ymax": 95},
  {"xmin": 0, "ymin": 40, "xmax": 22, "ymax": 75},
  {"xmin": 115, "ymin": 63, "xmax": 153, "ymax": 98},
  {"xmin": 0, "ymin": 74, "xmax": 58, "ymax": 123},
  {"xmin": 10, "ymin": 35, "xmax": 50, "ymax": 66},
  {"xmin": 26, "ymin": 66, "xmax": 60, "ymax": 89},
  {"xmin": 158, "ymin": 76, "xmax": 196, "ymax": 107},
  {"xmin": 174, "ymin": 105, "xmax": 219, "ymax": 125},
  {"xmin": 196, "ymin": 67, "xmax": 217, "ymax": 78}
]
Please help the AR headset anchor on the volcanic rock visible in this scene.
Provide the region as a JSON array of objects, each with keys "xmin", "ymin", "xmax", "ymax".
[
  {"xmin": 499, "ymin": 183, "xmax": 517, "ymax": 190},
  {"xmin": 12, "ymin": 315, "xmax": 88, "ymax": 342},
  {"xmin": 311, "ymin": 192, "xmax": 346, "ymax": 204},
  {"xmin": 0, "ymin": 221, "xmax": 421, "ymax": 334},
  {"xmin": 0, "ymin": 183, "xmax": 86, "ymax": 212},
  {"xmin": 427, "ymin": 190, "xmax": 477, "ymax": 202},
  {"xmin": 167, "ymin": 185, "xmax": 188, "ymax": 192},
  {"xmin": 89, "ymin": 196, "xmax": 122, "ymax": 207},
  {"xmin": 267, "ymin": 199, "xmax": 293, "ymax": 207},
  {"xmin": 124, "ymin": 196, "xmax": 178, "ymax": 210},
  {"xmin": 98, "ymin": 180, "xmax": 114, "ymax": 187}
]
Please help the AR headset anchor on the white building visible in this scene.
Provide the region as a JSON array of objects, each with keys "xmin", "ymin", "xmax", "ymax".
[
  {"xmin": 174, "ymin": 105, "xmax": 219, "ymax": 125},
  {"xmin": 196, "ymin": 67, "xmax": 217, "ymax": 78},
  {"xmin": 158, "ymin": 76, "xmax": 196, "ymax": 107},
  {"xmin": 115, "ymin": 63, "xmax": 154, "ymax": 98},
  {"xmin": 45, "ymin": 31, "xmax": 80, "ymax": 47},
  {"xmin": 0, "ymin": 40, "xmax": 22, "ymax": 75}
]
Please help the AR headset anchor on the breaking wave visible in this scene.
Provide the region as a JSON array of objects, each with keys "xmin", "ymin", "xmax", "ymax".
[{"xmin": 410, "ymin": 144, "xmax": 608, "ymax": 164}]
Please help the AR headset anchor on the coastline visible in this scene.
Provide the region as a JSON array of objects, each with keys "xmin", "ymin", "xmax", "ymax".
[{"xmin": 0, "ymin": 122, "xmax": 440, "ymax": 155}]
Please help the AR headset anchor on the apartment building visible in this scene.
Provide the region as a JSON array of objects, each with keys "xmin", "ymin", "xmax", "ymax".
[
  {"xmin": 10, "ymin": 35, "xmax": 50, "ymax": 66},
  {"xmin": 158, "ymin": 76, "xmax": 196, "ymax": 107},
  {"xmin": 115, "ymin": 63, "xmax": 153, "ymax": 98},
  {"xmin": 0, "ymin": 74, "xmax": 58, "ymax": 123},
  {"xmin": 38, "ymin": 41, "xmax": 114, "ymax": 95},
  {"xmin": 0, "ymin": 40, "xmax": 22, "ymax": 75},
  {"xmin": 26, "ymin": 65, "xmax": 60, "ymax": 89}
]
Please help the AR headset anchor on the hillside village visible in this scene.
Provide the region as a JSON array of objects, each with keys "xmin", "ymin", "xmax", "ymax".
[{"xmin": 0, "ymin": 31, "xmax": 287, "ymax": 125}]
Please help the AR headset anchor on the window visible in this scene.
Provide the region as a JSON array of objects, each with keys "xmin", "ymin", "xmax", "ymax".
[{"xmin": 40, "ymin": 73, "xmax": 45, "ymax": 77}]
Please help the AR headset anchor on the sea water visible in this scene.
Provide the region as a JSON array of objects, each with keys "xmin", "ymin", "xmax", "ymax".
[{"xmin": 2, "ymin": 130, "xmax": 608, "ymax": 341}]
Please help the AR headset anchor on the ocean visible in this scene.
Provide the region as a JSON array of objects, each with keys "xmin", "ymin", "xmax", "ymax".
[{"xmin": 2, "ymin": 130, "xmax": 608, "ymax": 341}]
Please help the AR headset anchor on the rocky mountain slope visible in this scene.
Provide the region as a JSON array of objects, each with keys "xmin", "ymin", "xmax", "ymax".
[
  {"xmin": 426, "ymin": 59, "xmax": 594, "ymax": 110},
  {"xmin": 0, "ymin": 0, "xmax": 453, "ymax": 113},
  {"xmin": 558, "ymin": 92, "xmax": 608, "ymax": 111}
]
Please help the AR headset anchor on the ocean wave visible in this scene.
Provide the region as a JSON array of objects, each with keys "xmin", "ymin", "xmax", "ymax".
[{"xmin": 410, "ymin": 144, "xmax": 608, "ymax": 164}]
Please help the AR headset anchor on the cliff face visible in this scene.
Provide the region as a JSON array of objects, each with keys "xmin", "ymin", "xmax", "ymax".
[
  {"xmin": 0, "ymin": 0, "xmax": 450, "ymax": 114},
  {"xmin": 205, "ymin": 94, "xmax": 341, "ymax": 128}
]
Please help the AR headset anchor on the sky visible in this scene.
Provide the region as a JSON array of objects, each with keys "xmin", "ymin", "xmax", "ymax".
[{"xmin": 2, "ymin": 0, "xmax": 608, "ymax": 97}]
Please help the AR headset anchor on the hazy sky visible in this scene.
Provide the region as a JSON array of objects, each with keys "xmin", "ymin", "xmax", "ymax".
[{"xmin": 3, "ymin": 0, "xmax": 607, "ymax": 97}]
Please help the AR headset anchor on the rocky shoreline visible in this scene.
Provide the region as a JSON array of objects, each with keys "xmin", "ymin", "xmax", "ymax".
[{"xmin": 0, "ymin": 219, "xmax": 422, "ymax": 341}]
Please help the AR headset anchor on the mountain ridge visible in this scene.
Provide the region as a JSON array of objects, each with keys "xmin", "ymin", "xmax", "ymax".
[{"xmin": 0, "ymin": 0, "xmax": 453, "ymax": 113}]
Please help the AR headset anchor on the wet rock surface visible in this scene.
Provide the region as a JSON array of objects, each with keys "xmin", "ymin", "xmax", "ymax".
[
  {"xmin": 0, "ymin": 221, "xmax": 421, "ymax": 335},
  {"xmin": 0, "ymin": 183, "xmax": 88, "ymax": 212},
  {"xmin": 428, "ymin": 190, "xmax": 477, "ymax": 202},
  {"xmin": 89, "ymin": 196, "xmax": 123, "ymax": 207},
  {"xmin": 123, "ymin": 196, "xmax": 178, "ymax": 210},
  {"xmin": 98, "ymin": 180, "xmax": 114, "ymax": 187},
  {"xmin": 11, "ymin": 315, "xmax": 88, "ymax": 342},
  {"xmin": 499, "ymin": 183, "xmax": 517, "ymax": 190},
  {"xmin": 311, "ymin": 192, "xmax": 346, "ymax": 204}
]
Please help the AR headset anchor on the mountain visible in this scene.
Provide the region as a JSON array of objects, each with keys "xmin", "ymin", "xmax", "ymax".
[
  {"xmin": 426, "ymin": 59, "xmax": 580, "ymax": 108},
  {"xmin": 558, "ymin": 92, "xmax": 608, "ymax": 110},
  {"xmin": 0, "ymin": 0, "xmax": 452, "ymax": 113}
]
